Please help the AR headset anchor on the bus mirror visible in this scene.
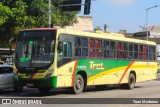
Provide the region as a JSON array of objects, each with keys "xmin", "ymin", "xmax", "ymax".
[{"xmin": 58, "ymin": 41, "xmax": 63, "ymax": 52}]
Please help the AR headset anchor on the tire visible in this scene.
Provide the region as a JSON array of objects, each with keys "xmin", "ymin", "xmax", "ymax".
[
  {"xmin": 121, "ymin": 73, "xmax": 135, "ymax": 90},
  {"xmin": 72, "ymin": 74, "xmax": 84, "ymax": 94},
  {"xmin": 38, "ymin": 87, "xmax": 51, "ymax": 94},
  {"xmin": 14, "ymin": 84, "xmax": 23, "ymax": 92}
]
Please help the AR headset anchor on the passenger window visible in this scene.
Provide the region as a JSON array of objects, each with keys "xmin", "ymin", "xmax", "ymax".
[
  {"xmin": 104, "ymin": 41, "xmax": 109, "ymax": 58},
  {"xmin": 149, "ymin": 46, "xmax": 156, "ymax": 61},
  {"xmin": 75, "ymin": 37, "xmax": 88, "ymax": 57},
  {"xmin": 89, "ymin": 39, "xmax": 96, "ymax": 57},
  {"xmin": 117, "ymin": 42, "xmax": 122, "ymax": 58},
  {"xmin": 89, "ymin": 39, "xmax": 103, "ymax": 57},
  {"xmin": 134, "ymin": 44, "xmax": 138, "ymax": 60},
  {"xmin": 122, "ymin": 43, "xmax": 128, "ymax": 59},
  {"xmin": 143, "ymin": 45, "xmax": 148, "ymax": 60},
  {"xmin": 110, "ymin": 41, "xmax": 116, "ymax": 58},
  {"xmin": 139, "ymin": 45, "xmax": 143, "ymax": 60},
  {"xmin": 129, "ymin": 44, "xmax": 134, "ymax": 59}
]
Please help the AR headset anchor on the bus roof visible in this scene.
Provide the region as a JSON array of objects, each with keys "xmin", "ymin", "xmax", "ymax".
[
  {"xmin": 20, "ymin": 28, "xmax": 156, "ymax": 46},
  {"xmin": 57, "ymin": 28, "xmax": 156, "ymax": 46}
]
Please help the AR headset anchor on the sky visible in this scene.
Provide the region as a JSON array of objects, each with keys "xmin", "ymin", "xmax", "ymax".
[{"xmin": 78, "ymin": 0, "xmax": 160, "ymax": 33}]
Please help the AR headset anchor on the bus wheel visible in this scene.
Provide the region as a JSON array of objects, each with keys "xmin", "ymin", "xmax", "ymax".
[
  {"xmin": 38, "ymin": 87, "xmax": 51, "ymax": 94},
  {"xmin": 95, "ymin": 85, "xmax": 107, "ymax": 90},
  {"xmin": 72, "ymin": 74, "xmax": 84, "ymax": 94},
  {"xmin": 121, "ymin": 73, "xmax": 135, "ymax": 90}
]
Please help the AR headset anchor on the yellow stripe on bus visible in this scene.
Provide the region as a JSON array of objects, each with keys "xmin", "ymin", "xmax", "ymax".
[{"xmin": 88, "ymin": 64, "xmax": 156, "ymax": 82}]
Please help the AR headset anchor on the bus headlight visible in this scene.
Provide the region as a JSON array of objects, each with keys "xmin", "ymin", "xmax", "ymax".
[{"xmin": 46, "ymin": 69, "xmax": 54, "ymax": 78}]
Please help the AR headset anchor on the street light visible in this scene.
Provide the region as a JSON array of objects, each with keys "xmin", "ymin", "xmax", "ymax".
[{"xmin": 146, "ymin": 5, "xmax": 159, "ymax": 41}]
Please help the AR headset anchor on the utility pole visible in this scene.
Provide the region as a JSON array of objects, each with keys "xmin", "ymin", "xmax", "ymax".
[
  {"xmin": 146, "ymin": 5, "xmax": 158, "ymax": 41},
  {"xmin": 48, "ymin": 0, "xmax": 51, "ymax": 28}
]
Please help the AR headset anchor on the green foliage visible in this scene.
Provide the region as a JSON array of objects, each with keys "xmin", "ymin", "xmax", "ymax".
[
  {"xmin": 94, "ymin": 26, "xmax": 102, "ymax": 31},
  {"xmin": 0, "ymin": 0, "xmax": 78, "ymax": 47},
  {"xmin": 0, "ymin": 2, "xmax": 12, "ymax": 26}
]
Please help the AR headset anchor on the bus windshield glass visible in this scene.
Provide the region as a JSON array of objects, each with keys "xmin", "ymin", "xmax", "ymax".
[{"xmin": 15, "ymin": 30, "xmax": 56, "ymax": 69}]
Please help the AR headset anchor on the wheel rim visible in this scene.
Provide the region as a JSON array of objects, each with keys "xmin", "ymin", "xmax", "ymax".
[
  {"xmin": 130, "ymin": 77, "xmax": 135, "ymax": 87},
  {"xmin": 76, "ymin": 79, "xmax": 82, "ymax": 90}
]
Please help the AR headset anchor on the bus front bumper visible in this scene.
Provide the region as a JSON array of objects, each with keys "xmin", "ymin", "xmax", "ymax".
[{"xmin": 13, "ymin": 76, "xmax": 57, "ymax": 88}]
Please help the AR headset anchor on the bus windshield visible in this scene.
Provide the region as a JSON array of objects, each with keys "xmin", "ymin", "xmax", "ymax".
[{"xmin": 15, "ymin": 30, "xmax": 56, "ymax": 69}]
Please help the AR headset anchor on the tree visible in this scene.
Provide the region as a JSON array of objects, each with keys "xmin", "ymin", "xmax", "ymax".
[
  {"xmin": 94, "ymin": 26, "xmax": 102, "ymax": 31},
  {"xmin": 0, "ymin": 0, "xmax": 79, "ymax": 47},
  {"xmin": 0, "ymin": 2, "xmax": 12, "ymax": 26}
]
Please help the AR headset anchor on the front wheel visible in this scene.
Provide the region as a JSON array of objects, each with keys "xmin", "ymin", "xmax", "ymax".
[
  {"xmin": 121, "ymin": 73, "xmax": 136, "ymax": 90},
  {"xmin": 72, "ymin": 74, "xmax": 84, "ymax": 94}
]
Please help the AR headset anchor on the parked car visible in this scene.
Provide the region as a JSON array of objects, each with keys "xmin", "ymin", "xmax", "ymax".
[
  {"xmin": 0, "ymin": 64, "xmax": 22, "ymax": 91},
  {"xmin": 0, "ymin": 61, "xmax": 4, "ymax": 64}
]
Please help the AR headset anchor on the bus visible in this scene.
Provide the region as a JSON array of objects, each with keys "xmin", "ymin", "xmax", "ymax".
[{"xmin": 13, "ymin": 28, "xmax": 157, "ymax": 94}]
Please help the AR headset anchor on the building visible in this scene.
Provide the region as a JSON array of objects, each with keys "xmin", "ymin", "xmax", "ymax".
[
  {"xmin": 119, "ymin": 30, "xmax": 134, "ymax": 38},
  {"xmin": 65, "ymin": 16, "xmax": 93, "ymax": 31},
  {"xmin": 132, "ymin": 25, "xmax": 160, "ymax": 43}
]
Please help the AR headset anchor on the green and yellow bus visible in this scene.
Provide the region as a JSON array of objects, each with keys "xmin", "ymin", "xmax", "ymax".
[{"xmin": 13, "ymin": 28, "xmax": 157, "ymax": 94}]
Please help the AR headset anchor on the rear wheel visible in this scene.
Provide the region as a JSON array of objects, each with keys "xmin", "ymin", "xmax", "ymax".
[
  {"xmin": 72, "ymin": 74, "xmax": 84, "ymax": 94},
  {"xmin": 121, "ymin": 73, "xmax": 135, "ymax": 90}
]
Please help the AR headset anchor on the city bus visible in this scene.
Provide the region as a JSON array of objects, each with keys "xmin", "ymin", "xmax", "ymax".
[{"xmin": 13, "ymin": 28, "xmax": 157, "ymax": 94}]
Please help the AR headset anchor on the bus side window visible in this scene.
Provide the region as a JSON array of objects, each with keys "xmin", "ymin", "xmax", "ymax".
[
  {"xmin": 117, "ymin": 42, "xmax": 122, "ymax": 58},
  {"xmin": 75, "ymin": 37, "xmax": 88, "ymax": 57},
  {"xmin": 57, "ymin": 41, "xmax": 72, "ymax": 67},
  {"xmin": 143, "ymin": 45, "xmax": 148, "ymax": 60},
  {"xmin": 95, "ymin": 40, "xmax": 103, "ymax": 57},
  {"xmin": 81, "ymin": 38, "xmax": 88, "ymax": 57},
  {"xmin": 110, "ymin": 41, "xmax": 116, "ymax": 58},
  {"xmin": 122, "ymin": 43, "xmax": 128, "ymax": 59},
  {"xmin": 89, "ymin": 39, "xmax": 95, "ymax": 57},
  {"xmin": 129, "ymin": 44, "xmax": 133, "ymax": 59},
  {"xmin": 63, "ymin": 42, "xmax": 72, "ymax": 57},
  {"xmin": 104, "ymin": 41, "xmax": 109, "ymax": 58},
  {"xmin": 134, "ymin": 44, "xmax": 138, "ymax": 60},
  {"xmin": 139, "ymin": 45, "xmax": 143, "ymax": 60},
  {"xmin": 149, "ymin": 46, "xmax": 156, "ymax": 61}
]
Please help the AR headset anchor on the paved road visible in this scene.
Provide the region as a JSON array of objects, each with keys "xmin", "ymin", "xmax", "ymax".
[
  {"xmin": 0, "ymin": 79, "xmax": 160, "ymax": 107},
  {"xmin": 1, "ymin": 79, "xmax": 160, "ymax": 98}
]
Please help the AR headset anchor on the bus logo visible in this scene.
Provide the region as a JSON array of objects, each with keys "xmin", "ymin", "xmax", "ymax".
[{"xmin": 89, "ymin": 61, "xmax": 104, "ymax": 70}]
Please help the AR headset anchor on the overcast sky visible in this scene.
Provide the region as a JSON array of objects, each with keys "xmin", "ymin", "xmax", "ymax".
[{"xmin": 78, "ymin": 0, "xmax": 160, "ymax": 33}]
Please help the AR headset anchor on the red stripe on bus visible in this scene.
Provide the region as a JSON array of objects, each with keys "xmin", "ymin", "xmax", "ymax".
[
  {"xmin": 30, "ymin": 71, "xmax": 38, "ymax": 79},
  {"xmin": 71, "ymin": 60, "xmax": 78, "ymax": 86},
  {"xmin": 118, "ymin": 61, "xmax": 135, "ymax": 84}
]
